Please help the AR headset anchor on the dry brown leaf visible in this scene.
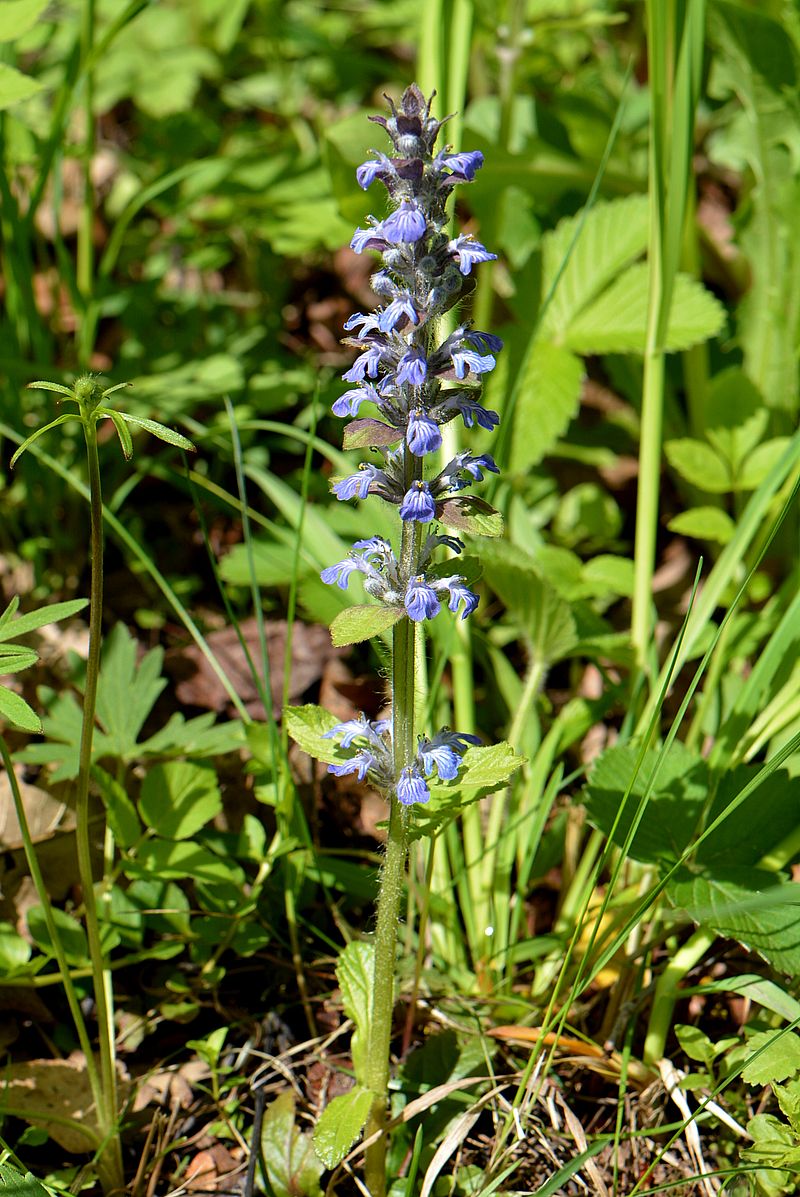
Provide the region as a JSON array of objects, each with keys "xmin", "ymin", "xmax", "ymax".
[
  {"xmin": 0, "ymin": 772, "xmax": 70, "ymax": 848},
  {"xmin": 184, "ymin": 1144, "xmax": 240, "ymax": 1191},
  {"xmin": 168, "ymin": 620, "xmax": 346, "ymax": 717},
  {"xmin": 3, "ymin": 1054, "xmax": 130, "ymax": 1153}
]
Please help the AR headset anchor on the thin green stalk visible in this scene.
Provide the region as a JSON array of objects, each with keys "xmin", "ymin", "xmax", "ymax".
[
  {"xmin": 77, "ymin": 0, "xmax": 95, "ymax": 367},
  {"xmin": 76, "ymin": 423, "xmax": 123, "ymax": 1190},
  {"xmin": 643, "ymin": 926, "xmax": 717, "ymax": 1066}
]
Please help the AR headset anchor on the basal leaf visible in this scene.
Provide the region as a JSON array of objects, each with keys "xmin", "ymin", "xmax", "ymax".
[
  {"xmin": 563, "ymin": 265, "xmax": 725, "ymax": 355},
  {"xmin": 313, "ymin": 1086, "xmax": 374, "ymax": 1170},
  {"xmin": 508, "ymin": 340, "xmax": 584, "ymax": 471},
  {"xmin": 125, "ymin": 839, "xmax": 244, "ymax": 886},
  {"xmin": 95, "ymin": 624, "xmax": 167, "ymax": 758},
  {"xmin": 94, "ymin": 766, "xmax": 141, "ymax": 848},
  {"xmin": 260, "ymin": 1091, "xmax": 324, "ymax": 1197},
  {"xmin": 667, "ymin": 868, "xmax": 800, "ymax": 976},
  {"xmin": 479, "ymin": 540, "xmax": 577, "ymax": 662},
  {"xmin": 329, "ymin": 604, "xmax": 404, "ymax": 647},
  {"xmin": 284, "ymin": 704, "xmax": 343, "ymax": 765},
  {"xmin": 0, "ymin": 1165, "xmax": 58, "ymax": 1197},
  {"xmin": 704, "ymin": 367, "xmax": 767, "ymax": 469},
  {"xmin": 138, "ymin": 761, "xmax": 222, "ymax": 840},
  {"xmin": 540, "ymin": 194, "xmax": 650, "ymax": 337},
  {"xmin": 27, "ymin": 906, "xmax": 88, "ymax": 965},
  {"xmin": 742, "ymin": 1030, "xmax": 800, "ymax": 1087}
]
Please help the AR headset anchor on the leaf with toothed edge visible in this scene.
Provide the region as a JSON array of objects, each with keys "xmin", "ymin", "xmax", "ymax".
[{"xmin": 329, "ymin": 604, "xmax": 405, "ymax": 646}]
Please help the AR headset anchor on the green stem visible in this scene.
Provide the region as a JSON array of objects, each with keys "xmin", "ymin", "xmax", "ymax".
[
  {"xmin": 77, "ymin": 0, "xmax": 95, "ymax": 366},
  {"xmin": 631, "ymin": 347, "xmax": 664, "ymax": 674},
  {"xmin": 643, "ymin": 926, "xmax": 716, "ymax": 1066},
  {"xmin": 76, "ymin": 422, "xmax": 122, "ymax": 1190},
  {"xmin": 364, "ymin": 454, "xmax": 420, "ymax": 1195}
]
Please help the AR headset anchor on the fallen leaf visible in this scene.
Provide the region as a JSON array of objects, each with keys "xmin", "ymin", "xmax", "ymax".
[
  {"xmin": 2, "ymin": 1055, "xmax": 130, "ymax": 1152},
  {"xmin": 185, "ymin": 1145, "xmax": 240, "ymax": 1191}
]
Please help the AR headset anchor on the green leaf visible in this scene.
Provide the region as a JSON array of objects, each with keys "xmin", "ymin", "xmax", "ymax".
[
  {"xmin": 667, "ymin": 506, "xmax": 735, "ymax": 544},
  {"xmin": 94, "ymin": 767, "xmax": 141, "ymax": 848},
  {"xmin": 664, "ymin": 439, "xmax": 731, "ymax": 493},
  {"xmin": 0, "ymin": 0, "xmax": 51, "ymax": 42},
  {"xmin": 125, "ymin": 839, "xmax": 244, "ymax": 885},
  {"xmin": 540, "ymin": 194, "xmax": 650, "ymax": 338},
  {"xmin": 260, "ymin": 1091, "xmax": 324, "ymax": 1197},
  {"xmin": 742, "ymin": 1030, "xmax": 800, "ymax": 1086},
  {"xmin": 739, "ymin": 438, "xmax": 792, "ymax": 490},
  {"xmin": 0, "ymin": 921, "xmax": 31, "ymax": 973},
  {"xmin": 439, "ymin": 495, "xmax": 504, "ymax": 537},
  {"xmin": 581, "ymin": 555, "xmax": 635, "ymax": 598},
  {"xmin": 10, "ymin": 413, "xmax": 73, "ymax": 466},
  {"xmin": 434, "ymin": 741, "xmax": 525, "ymax": 796},
  {"xmin": 479, "ymin": 540, "xmax": 577, "ymax": 662},
  {"xmin": 337, "ymin": 940, "xmax": 374, "ymax": 1083},
  {"xmin": 0, "ymin": 598, "xmax": 87, "ymax": 642},
  {"xmin": 704, "ymin": 368, "xmax": 768, "ymax": 470},
  {"xmin": 0, "ymin": 63, "xmax": 42, "ymax": 110},
  {"xmin": 95, "ymin": 624, "xmax": 168, "ymax": 758},
  {"xmin": 674, "ymin": 1025, "xmax": 717, "ymax": 1069},
  {"xmin": 118, "ymin": 413, "xmax": 195, "ymax": 451},
  {"xmin": 104, "ymin": 410, "xmax": 133, "ymax": 459},
  {"xmin": 27, "ymin": 906, "xmax": 88, "ymax": 964},
  {"xmin": 313, "ymin": 1086, "xmax": 374, "ymax": 1169},
  {"xmin": 667, "ymin": 869, "xmax": 800, "ymax": 976},
  {"xmin": 583, "ymin": 742, "xmax": 709, "ymax": 865},
  {"xmin": 284, "ymin": 704, "xmax": 342, "ymax": 765},
  {"xmin": 0, "ymin": 687, "xmax": 41, "ymax": 733},
  {"xmin": 508, "ymin": 341, "xmax": 584, "ymax": 471},
  {"xmin": 329, "ymin": 604, "xmax": 404, "ymax": 647},
  {"xmin": 342, "ymin": 419, "xmax": 399, "ymax": 449},
  {"xmin": 0, "ymin": 1164, "xmax": 59, "ymax": 1197},
  {"xmin": 138, "ymin": 761, "xmax": 222, "ymax": 840},
  {"xmin": 563, "ymin": 266, "xmax": 725, "ymax": 355}
]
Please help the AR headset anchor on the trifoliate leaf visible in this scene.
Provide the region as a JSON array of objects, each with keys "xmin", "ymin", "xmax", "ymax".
[
  {"xmin": 665, "ymin": 439, "xmax": 731, "ymax": 493},
  {"xmin": 330, "ymin": 604, "xmax": 404, "ymax": 646}
]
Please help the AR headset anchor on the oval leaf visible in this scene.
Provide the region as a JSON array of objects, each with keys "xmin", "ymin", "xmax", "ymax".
[
  {"xmin": 313, "ymin": 1086, "xmax": 374, "ymax": 1169},
  {"xmin": 330, "ymin": 604, "xmax": 404, "ymax": 647},
  {"xmin": 439, "ymin": 495, "xmax": 504, "ymax": 537},
  {"xmin": 342, "ymin": 418, "xmax": 400, "ymax": 449}
]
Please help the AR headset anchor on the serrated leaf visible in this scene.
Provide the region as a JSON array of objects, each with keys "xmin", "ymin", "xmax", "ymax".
[
  {"xmin": 119, "ymin": 413, "xmax": 195, "ymax": 451},
  {"xmin": 439, "ymin": 495, "xmax": 504, "ymax": 537},
  {"xmin": 95, "ymin": 624, "xmax": 168, "ymax": 758},
  {"xmin": 432, "ymin": 741, "xmax": 525, "ymax": 795},
  {"xmin": 774, "ymin": 1079, "xmax": 800, "ymax": 1135},
  {"xmin": 704, "ymin": 368, "xmax": 768, "ymax": 469},
  {"xmin": 668, "ymin": 506, "xmax": 735, "ymax": 544},
  {"xmin": 138, "ymin": 761, "xmax": 221, "ymax": 840},
  {"xmin": 0, "ymin": 1164, "xmax": 58, "ymax": 1197},
  {"xmin": 0, "ymin": 687, "xmax": 41, "ymax": 733},
  {"xmin": 479, "ymin": 541, "xmax": 577, "ymax": 662},
  {"xmin": 0, "ymin": 598, "xmax": 87, "ymax": 642},
  {"xmin": 260, "ymin": 1092, "xmax": 324, "ymax": 1197},
  {"xmin": 664, "ymin": 439, "xmax": 731, "ymax": 493},
  {"xmin": 739, "ymin": 438, "xmax": 792, "ymax": 490},
  {"xmin": 667, "ymin": 869, "xmax": 800, "ymax": 975},
  {"xmin": 337, "ymin": 940, "xmax": 374, "ymax": 1082},
  {"xmin": 0, "ymin": 0, "xmax": 51, "ymax": 42},
  {"xmin": 330, "ymin": 604, "xmax": 404, "ymax": 646},
  {"xmin": 742, "ymin": 1030, "xmax": 800, "ymax": 1086},
  {"xmin": 508, "ymin": 341, "xmax": 584, "ymax": 472},
  {"xmin": 540, "ymin": 194, "xmax": 650, "ymax": 337},
  {"xmin": 313, "ymin": 1086, "xmax": 374, "ymax": 1169},
  {"xmin": 0, "ymin": 62, "xmax": 42, "ymax": 110},
  {"xmin": 94, "ymin": 766, "xmax": 141, "ymax": 848},
  {"xmin": 563, "ymin": 265, "xmax": 725, "ymax": 354},
  {"xmin": 284, "ymin": 704, "xmax": 343, "ymax": 765},
  {"xmin": 342, "ymin": 419, "xmax": 399, "ymax": 449}
]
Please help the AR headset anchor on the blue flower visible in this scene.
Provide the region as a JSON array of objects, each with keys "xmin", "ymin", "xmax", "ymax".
[
  {"xmin": 351, "ymin": 226, "xmax": 389, "ymax": 254},
  {"xmin": 407, "ymin": 409, "xmax": 442, "ymax": 456},
  {"xmin": 396, "ymin": 348, "xmax": 428, "ymax": 386},
  {"xmin": 320, "ymin": 558, "xmax": 364, "ymax": 589},
  {"xmin": 417, "ymin": 729, "xmax": 481, "ymax": 780},
  {"xmin": 329, "ymin": 751, "xmax": 377, "ymax": 781},
  {"xmin": 382, "ymin": 200, "xmax": 427, "ymax": 244},
  {"xmin": 450, "ymin": 348, "xmax": 496, "ymax": 380},
  {"xmin": 442, "ymin": 577, "xmax": 480, "ymax": 619},
  {"xmin": 397, "ymin": 765, "xmax": 430, "ymax": 806},
  {"xmin": 356, "ymin": 153, "xmax": 392, "ymax": 189},
  {"xmin": 444, "ymin": 394, "xmax": 500, "ymax": 431},
  {"xmin": 404, "ymin": 576, "xmax": 441, "ymax": 621},
  {"xmin": 399, "ymin": 480, "xmax": 436, "ymax": 523},
  {"xmin": 342, "ymin": 345, "xmax": 385, "ymax": 382},
  {"xmin": 466, "ymin": 330, "xmax": 504, "ymax": 353},
  {"xmin": 324, "ymin": 715, "xmax": 386, "ymax": 747},
  {"xmin": 352, "ymin": 535, "xmax": 394, "ymax": 562},
  {"xmin": 437, "ymin": 150, "xmax": 485, "ymax": 180},
  {"xmin": 344, "ymin": 311, "xmax": 382, "ymax": 334},
  {"xmin": 378, "ymin": 293, "xmax": 418, "ymax": 332},
  {"xmin": 462, "ymin": 452, "xmax": 499, "ymax": 480},
  {"xmin": 448, "ymin": 234, "xmax": 497, "ymax": 275},
  {"xmin": 332, "ymin": 382, "xmax": 382, "ymax": 417},
  {"xmin": 333, "ymin": 464, "xmax": 381, "ymax": 501}
]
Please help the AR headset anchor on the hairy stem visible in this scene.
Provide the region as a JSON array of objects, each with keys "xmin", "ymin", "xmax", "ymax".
[{"xmin": 75, "ymin": 422, "xmax": 122, "ymax": 1190}]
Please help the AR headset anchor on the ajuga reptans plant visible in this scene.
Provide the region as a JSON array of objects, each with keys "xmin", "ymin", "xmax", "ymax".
[{"xmin": 298, "ymin": 86, "xmax": 510, "ymax": 1190}]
